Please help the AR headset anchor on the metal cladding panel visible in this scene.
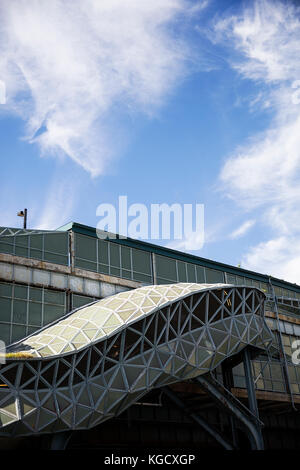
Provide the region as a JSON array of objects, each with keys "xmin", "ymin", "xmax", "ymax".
[
  {"xmin": 0, "ymin": 232, "xmax": 69, "ymax": 266},
  {"xmin": 74, "ymin": 233, "xmax": 152, "ymax": 284},
  {"xmin": 0, "ymin": 282, "xmax": 67, "ymax": 345},
  {"xmin": 206, "ymin": 268, "xmax": 224, "ymax": 284}
]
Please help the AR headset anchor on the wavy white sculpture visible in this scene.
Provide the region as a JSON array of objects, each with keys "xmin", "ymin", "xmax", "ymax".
[{"xmin": 0, "ymin": 283, "xmax": 273, "ymax": 437}]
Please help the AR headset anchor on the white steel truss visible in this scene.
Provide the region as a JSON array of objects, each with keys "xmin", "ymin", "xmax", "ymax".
[{"xmin": 0, "ymin": 283, "xmax": 273, "ymax": 437}]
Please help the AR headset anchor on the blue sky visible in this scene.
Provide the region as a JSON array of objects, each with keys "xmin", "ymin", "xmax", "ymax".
[{"xmin": 1, "ymin": 0, "xmax": 300, "ymax": 284}]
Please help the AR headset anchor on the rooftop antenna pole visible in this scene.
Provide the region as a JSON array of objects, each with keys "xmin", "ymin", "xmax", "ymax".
[{"xmin": 17, "ymin": 208, "xmax": 27, "ymax": 229}]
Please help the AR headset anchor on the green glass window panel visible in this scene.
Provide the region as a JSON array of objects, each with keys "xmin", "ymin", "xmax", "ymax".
[
  {"xmin": 264, "ymin": 379, "xmax": 272, "ymax": 390},
  {"xmin": 132, "ymin": 249, "xmax": 151, "ymax": 275},
  {"xmin": 11, "ymin": 325, "xmax": 27, "ymax": 343},
  {"xmin": 110, "ymin": 266, "xmax": 121, "ymax": 277},
  {"xmin": 28, "ymin": 302, "xmax": 42, "ymax": 326},
  {"xmin": 0, "ymin": 283, "xmax": 12, "ymax": 297},
  {"xmin": 15, "ymin": 235, "xmax": 28, "ymax": 247},
  {"xmin": 44, "ymin": 233, "xmax": 68, "ymax": 254},
  {"xmin": 233, "ymin": 363, "xmax": 244, "ymax": 375},
  {"xmin": 233, "ymin": 376, "xmax": 246, "ymax": 388},
  {"xmin": 0, "ymin": 240, "xmax": 14, "ymax": 254},
  {"xmin": 155, "ymin": 255, "xmax": 177, "ymax": 282},
  {"xmin": 72, "ymin": 294, "xmax": 95, "ymax": 309},
  {"xmin": 274, "ymin": 286, "xmax": 282, "ymax": 297},
  {"xmin": 0, "ymin": 298, "xmax": 11, "ymax": 322},
  {"xmin": 256, "ymin": 379, "xmax": 265, "ymax": 390},
  {"xmin": 196, "ymin": 265, "xmax": 205, "ymax": 283},
  {"xmin": 226, "ymin": 274, "xmax": 236, "ymax": 284},
  {"xmin": 76, "ymin": 259, "xmax": 97, "ymax": 271},
  {"xmin": 260, "ymin": 282, "xmax": 268, "ymax": 293},
  {"xmin": 44, "ymin": 290, "xmax": 65, "ymax": 305},
  {"xmin": 282, "ymin": 334, "xmax": 290, "ymax": 346},
  {"xmin": 253, "ymin": 361, "xmax": 261, "ymax": 375},
  {"xmin": 236, "ymin": 275, "xmax": 245, "ymax": 285},
  {"xmin": 75, "ymin": 234, "xmax": 97, "ymax": 262},
  {"xmin": 12, "ymin": 300, "xmax": 27, "ymax": 324},
  {"xmin": 30, "ymin": 287, "xmax": 43, "ymax": 302},
  {"xmin": 30, "ymin": 249, "xmax": 43, "ymax": 260},
  {"xmin": 187, "ymin": 263, "xmax": 196, "ymax": 283},
  {"xmin": 98, "ymin": 239, "xmax": 109, "ymax": 265},
  {"xmin": 177, "ymin": 261, "xmax": 187, "ymax": 282},
  {"xmin": 14, "ymin": 235, "xmax": 29, "ymax": 257},
  {"xmin": 30, "ymin": 234, "xmax": 43, "ymax": 250},
  {"xmin": 122, "ymin": 269, "xmax": 132, "ymax": 280},
  {"xmin": 288, "ymin": 365, "xmax": 297, "ymax": 382},
  {"xmin": 156, "ymin": 277, "xmax": 171, "ymax": 285},
  {"xmin": 98, "ymin": 263, "xmax": 109, "ymax": 275},
  {"xmin": 15, "ymin": 246, "xmax": 28, "ymax": 257},
  {"xmin": 43, "ymin": 304, "xmax": 65, "ymax": 324},
  {"xmin": 0, "ymin": 236, "xmax": 14, "ymax": 247},
  {"xmin": 27, "ymin": 326, "xmax": 39, "ymax": 336},
  {"xmin": 244, "ymin": 278, "xmax": 253, "ymax": 286},
  {"xmin": 273, "ymin": 381, "xmax": 285, "ymax": 392},
  {"xmin": 13, "ymin": 299, "xmax": 27, "ymax": 314},
  {"xmin": 121, "ymin": 246, "xmax": 131, "ymax": 270},
  {"xmin": 271, "ymin": 363, "xmax": 283, "ymax": 381},
  {"xmin": 44, "ymin": 252, "xmax": 68, "ymax": 265},
  {"xmin": 132, "ymin": 272, "xmax": 152, "ymax": 283},
  {"xmin": 283, "ymin": 289, "xmax": 290, "ymax": 298},
  {"xmin": 205, "ymin": 268, "xmax": 224, "ymax": 284},
  {"xmin": 14, "ymin": 285, "xmax": 28, "ymax": 299},
  {"xmin": 261, "ymin": 364, "xmax": 271, "ymax": 379},
  {"xmin": 110, "ymin": 244, "xmax": 120, "ymax": 268},
  {"xmin": 0, "ymin": 323, "xmax": 11, "ymax": 344}
]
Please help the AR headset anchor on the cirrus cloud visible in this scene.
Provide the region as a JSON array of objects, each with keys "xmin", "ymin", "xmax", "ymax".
[
  {"xmin": 0, "ymin": 0, "xmax": 202, "ymax": 176},
  {"xmin": 214, "ymin": 0, "xmax": 300, "ymax": 283}
]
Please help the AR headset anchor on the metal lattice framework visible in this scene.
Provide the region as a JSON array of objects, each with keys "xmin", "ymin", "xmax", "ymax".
[
  {"xmin": 0, "ymin": 227, "xmax": 52, "ymax": 237},
  {"xmin": 0, "ymin": 283, "xmax": 272, "ymax": 437}
]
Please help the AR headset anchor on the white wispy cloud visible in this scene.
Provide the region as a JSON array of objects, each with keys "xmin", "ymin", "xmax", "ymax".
[
  {"xmin": 166, "ymin": 231, "xmax": 205, "ymax": 252},
  {"xmin": 0, "ymin": 169, "xmax": 78, "ymax": 231},
  {"xmin": 0, "ymin": 0, "xmax": 202, "ymax": 177},
  {"xmin": 213, "ymin": 0, "xmax": 300, "ymax": 283},
  {"xmin": 229, "ymin": 219, "xmax": 256, "ymax": 240},
  {"xmin": 33, "ymin": 174, "xmax": 77, "ymax": 230},
  {"xmin": 243, "ymin": 236, "xmax": 300, "ymax": 283}
]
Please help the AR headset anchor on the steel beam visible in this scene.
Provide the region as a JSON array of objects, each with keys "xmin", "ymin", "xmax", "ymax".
[
  {"xmin": 195, "ymin": 372, "xmax": 264, "ymax": 450},
  {"xmin": 163, "ymin": 386, "xmax": 234, "ymax": 450},
  {"xmin": 222, "ymin": 363, "xmax": 238, "ymax": 448},
  {"xmin": 242, "ymin": 348, "xmax": 264, "ymax": 449}
]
